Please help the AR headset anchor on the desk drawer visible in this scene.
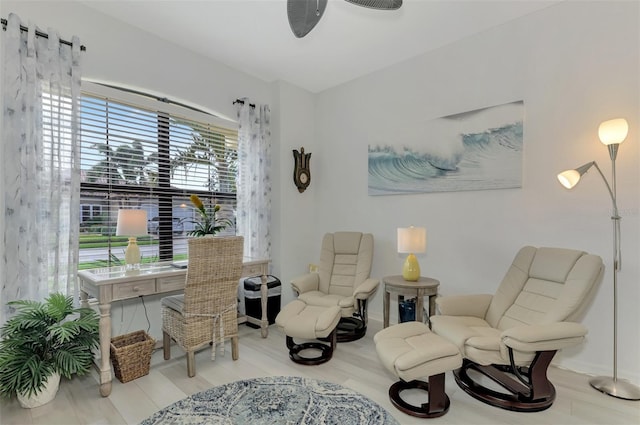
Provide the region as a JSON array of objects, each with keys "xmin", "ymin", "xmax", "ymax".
[
  {"xmin": 158, "ymin": 275, "xmax": 185, "ymax": 292},
  {"xmin": 113, "ymin": 280, "xmax": 155, "ymax": 300}
]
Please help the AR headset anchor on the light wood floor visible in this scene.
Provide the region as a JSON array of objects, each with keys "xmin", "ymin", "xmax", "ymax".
[{"xmin": 1, "ymin": 319, "xmax": 639, "ymax": 425}]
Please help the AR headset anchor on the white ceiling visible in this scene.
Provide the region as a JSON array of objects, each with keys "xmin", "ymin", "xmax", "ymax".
[{"xmin": 81, "ymin": 0, "xmax": 560, "ymax": 93}]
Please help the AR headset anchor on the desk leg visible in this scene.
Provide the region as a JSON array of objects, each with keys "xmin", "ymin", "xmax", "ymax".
[
  {"xmin": 260, "ymin": 274, "xmax": 269, "ymax": 338},
  {"xmin": 416, "ymin": 289, "xmax": 425, "ymax": 324},
  {"xmin": 383, "ymin": 290, "xmax": 390, "ymax": 328},
  {"xmin": 80, "ymin": 290, "xmax": 89, "ymax": 309},
  {"xmin": 98, "ymin": 303, "xmax": 112, "ymax": 397}
]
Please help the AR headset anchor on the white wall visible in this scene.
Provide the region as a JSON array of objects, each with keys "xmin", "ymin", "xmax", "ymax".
[
  {"xmin": 314, "ymin": 0, "xmax": 639, "ymax": 383},
  {"xmin": 3, "ymin": 0, "xmax": 638, "ymax": 384},
  {"xmin": 270, "ymin": 81, "xmax": 318, "ymax": 303}
]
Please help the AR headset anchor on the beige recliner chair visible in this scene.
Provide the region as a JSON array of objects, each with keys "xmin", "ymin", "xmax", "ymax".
[
  {"xmin": 431, "ymin": 246, "xmax": 603, "ymax": 412},
  {"xmin": 291, "ymin": 231, "xmax": 379, "ymax": 342}
]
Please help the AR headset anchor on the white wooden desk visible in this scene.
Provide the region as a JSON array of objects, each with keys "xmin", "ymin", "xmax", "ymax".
[{"xmin": 78, "ymin": 258, "xmax": 269, "ymax": 397}]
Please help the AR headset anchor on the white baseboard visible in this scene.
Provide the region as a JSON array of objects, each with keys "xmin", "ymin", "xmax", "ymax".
[{"xmin": 558, "ymin": 358, "xmax": 640, "ymax": 387}]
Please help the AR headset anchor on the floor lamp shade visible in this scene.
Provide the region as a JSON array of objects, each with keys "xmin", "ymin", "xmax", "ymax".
[
  {"xmin": 116, "ymin": 209, "xmax": 148, "ymax": 270},
  {"xmin": 397, "ymin": 227, "xmax": 426, "ymax": 281},
  {"xmin": 557, "ymin": 162, "xmax": 596, "ymax": 189},
  {"xmin": 599, "ymin": 118, "xmax": 628, "ymax": 145},
  {"xmin": 557, "ymin": 118, "xmax": 640, "ymax": 400}
]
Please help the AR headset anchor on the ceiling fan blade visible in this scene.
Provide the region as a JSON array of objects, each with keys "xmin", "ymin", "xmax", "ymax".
[
  {"xmin": 344, "ymin": 0, "xmax": 402, "ymax": 10},
  {"xmin": 288, "ymin": 0, "xmax": 328, "ymax": 38}
]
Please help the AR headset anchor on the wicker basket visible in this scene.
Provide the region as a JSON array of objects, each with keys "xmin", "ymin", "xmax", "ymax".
[{"xmin": 110, "ymin": 330, "xmax": 155, "ymax": 383}]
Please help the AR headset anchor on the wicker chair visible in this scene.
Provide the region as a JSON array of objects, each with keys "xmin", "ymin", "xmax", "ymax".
[{"xmin": 161, "ymin": 236, "xmax": 244, "ymax": 377}]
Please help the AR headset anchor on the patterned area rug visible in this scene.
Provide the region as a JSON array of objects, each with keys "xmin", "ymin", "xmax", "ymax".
[{"xmin": 140, "ymin": 376, "xmax": 399, "ymax": 425}]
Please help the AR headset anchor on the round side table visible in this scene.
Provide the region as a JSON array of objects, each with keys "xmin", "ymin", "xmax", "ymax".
[{"xmin": 382, "ymin": 275, "xmax": 440, "ymax": 328}]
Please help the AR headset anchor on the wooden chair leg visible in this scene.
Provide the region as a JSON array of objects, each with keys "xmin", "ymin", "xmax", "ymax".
[
  {"xmin": 163, "ymin": 331, "xmax": 171, "ymax": 360},
  {"xmin": 426, "ymin": 373, "xmax": 448, "ymax": 414},
  {"xmin": 187, "ymin": 351, "xmax": 196, "ymax": 377},
  {"xmin": 389, "ymin": 374, "xmax": 451, "ymax": 418},
  {"xmin": 231, "ymin": 336, "xmax": 239, "ymax": 360},
  {"xmin": 529, "ymin": 350, "xmax": 555, "ymax": 400},
  {"xmin": 330, "ymin": 326, "xmax": 337, "ymax": 349}
]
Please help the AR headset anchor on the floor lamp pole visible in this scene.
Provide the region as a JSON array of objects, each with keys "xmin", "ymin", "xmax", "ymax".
[{"xmin": 589, "ymin": 145, "xmax": 640, "ymax": 400}]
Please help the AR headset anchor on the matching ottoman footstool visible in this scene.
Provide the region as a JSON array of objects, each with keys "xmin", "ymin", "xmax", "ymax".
[
  {"xmin": 275, "ymin": 300, "xmax": 341, "ymax": 365},
  {"xmin": 374, "ymin": 321, "xmax": 462, "ymax": 418}
]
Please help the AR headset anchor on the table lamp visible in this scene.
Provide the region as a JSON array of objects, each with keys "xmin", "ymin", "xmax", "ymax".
[
  {"xmin": 116, "ymin": 209, "xmax": 148, "ymax": 271},
  {"xmin": 397, "ymin": 226, "xmax": 427, "ymax": 281}
]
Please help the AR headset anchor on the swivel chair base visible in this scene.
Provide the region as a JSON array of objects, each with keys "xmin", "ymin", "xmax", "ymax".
[
  {"xmin": 336, "ymin": 317, "xmax": 366, "ymax": 342},
  {"xmin": 389, "ymin": 374, "xmax": 450, "ymax": 418},
  {"xmin": 453, "ymin": 352, "xmax": 556, "ymax": 412},
  {"xmin": 286, "ymin": 329, "xmax": 336, "ymax": 365}
]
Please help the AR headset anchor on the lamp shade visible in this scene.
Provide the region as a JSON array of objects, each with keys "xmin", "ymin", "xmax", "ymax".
[
  {"xmin": 397, "ymin": 227, "xmax": 426, "ymax": 254},
  {"xmin": 116, "ymin": 209, "xmax": 148, "ymax": 236},
  {"xmin": 557, "ymin": 169, "xmax": 581, "ymax": 189},
  {"xmin": 598, "ymin": 118, "xmax": 628, "ymax": 146},
  {"xmin": 557, "ymin": 162, "xmax": 596, "ymax": 190}
]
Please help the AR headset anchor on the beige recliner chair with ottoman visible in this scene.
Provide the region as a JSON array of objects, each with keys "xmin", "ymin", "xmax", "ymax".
[
  {"xmin": 431, "ymin": 246, "xmax": 603, "ymax": 412},
  {"xmin": 291, "ymin": 231, "xmax": 379, "ymax": 342}
]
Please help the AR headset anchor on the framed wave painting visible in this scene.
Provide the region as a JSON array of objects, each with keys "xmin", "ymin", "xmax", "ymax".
[{"xmin": 368, "ymin": 101, "xmax": 524, "ymax": 195}]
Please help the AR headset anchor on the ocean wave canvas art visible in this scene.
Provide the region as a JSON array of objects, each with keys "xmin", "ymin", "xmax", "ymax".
[{"xmin": 368, "ymin": 101, "xmax": 524, "ymax": 195}]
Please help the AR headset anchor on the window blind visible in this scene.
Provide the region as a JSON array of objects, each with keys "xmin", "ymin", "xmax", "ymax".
[{"xmin": 78, "ymin": 83, "xmax": 238, "ymax": 266}]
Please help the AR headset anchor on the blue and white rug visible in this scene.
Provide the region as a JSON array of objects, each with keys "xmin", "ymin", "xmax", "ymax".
[{"xmin": 140, "ymin": 375, "xmax": 399, "ymax": 425}]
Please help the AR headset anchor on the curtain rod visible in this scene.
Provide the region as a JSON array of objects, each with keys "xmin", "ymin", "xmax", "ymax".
[
  {"xmin": 89, "ymin": 81, "xmax": 217, "ymax": 117},
  {"xmin": 1, "ymin": 17, "xmax": 86, "ymax": 51},
  {"xmin": 233, "ymin": 99, "xmax": 255, "ymax": 108}
]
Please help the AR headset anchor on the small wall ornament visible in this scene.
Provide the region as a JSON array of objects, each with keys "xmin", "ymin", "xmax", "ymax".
[{"xmin": 293, "ymin": 147, "xmax": 311, "ymax": 193}]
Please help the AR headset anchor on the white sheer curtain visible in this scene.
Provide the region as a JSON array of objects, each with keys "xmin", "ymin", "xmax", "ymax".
[
  {"xmin": 235, "ymin": 99, "xmax": 272, "ymax": 261},
  {"xmin": 1, "ymin": 14, "xmax": 82, "ymax": 323}
]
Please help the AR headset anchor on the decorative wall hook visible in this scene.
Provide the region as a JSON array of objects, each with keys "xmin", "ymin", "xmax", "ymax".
[{"xmin": 293, "ymin": 147, "xmax": 311, "ymax": 193}]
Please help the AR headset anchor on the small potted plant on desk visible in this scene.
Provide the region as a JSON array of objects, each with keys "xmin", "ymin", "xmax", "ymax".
[
  {"xmin": 187, "ymin": 194, "xmax": 233, "ymax": 237},
  {"xmin": 0, "ymin": 293, "xmax": 99, "ymax": 408}
]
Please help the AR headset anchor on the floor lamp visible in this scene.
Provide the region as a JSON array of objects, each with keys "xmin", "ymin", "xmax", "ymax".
[{"xmin": 557, "ymin": 118, "xmax": 640, "ymax": 400}]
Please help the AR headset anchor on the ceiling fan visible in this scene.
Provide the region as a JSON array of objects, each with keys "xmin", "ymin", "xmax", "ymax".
[{"xmin": 288, "ymin": 0, "xmax": 402, "ymax": 38}]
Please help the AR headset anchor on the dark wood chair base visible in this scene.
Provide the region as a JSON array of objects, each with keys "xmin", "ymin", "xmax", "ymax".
[
  {"xmin": 389, "ymin": 374, "xmax": 450, "ymax": 418},
  {"xmin": 336, "ymin": 317, "xmax": 366, "ymax": 342},
  {"xmin": 453, "ymin": 354, "xmax": 556, "ymax": 412},
  {"xmin": 286, "ymin": 329, "xmax": 336, "ymax": 365}
]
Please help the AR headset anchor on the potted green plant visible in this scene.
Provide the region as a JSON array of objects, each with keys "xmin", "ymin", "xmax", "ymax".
[
  {"xmin": 0, "ymin": 293, "xmax": 99, "ymax": 408},
  {"xmin": 187, "ymin": 194, "xmax": 233, "ymax": 237}
]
